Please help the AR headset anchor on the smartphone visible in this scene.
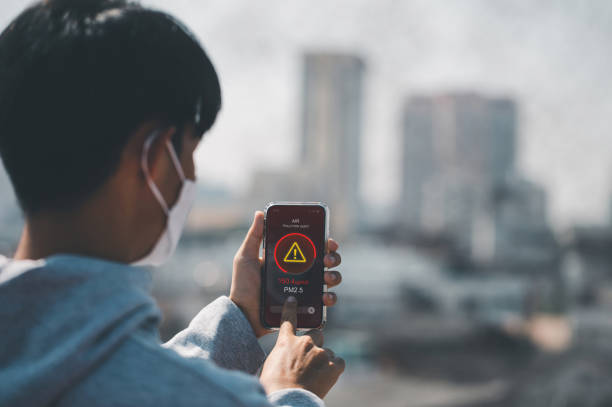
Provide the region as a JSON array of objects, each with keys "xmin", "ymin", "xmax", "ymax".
[{"xmin": 261, "ymin": 202, "xmax": 329, "ymax": 330}]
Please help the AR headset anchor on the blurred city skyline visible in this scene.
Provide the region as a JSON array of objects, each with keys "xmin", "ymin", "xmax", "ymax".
[{"xmin": 1, "ymin": 0, "xmax": 611, "ymax": 232}]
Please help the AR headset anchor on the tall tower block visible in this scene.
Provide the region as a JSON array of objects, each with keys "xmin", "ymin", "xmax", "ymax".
[{"xmin": 300, "ymin": 53, "xmax": 365, "ymax": 239}]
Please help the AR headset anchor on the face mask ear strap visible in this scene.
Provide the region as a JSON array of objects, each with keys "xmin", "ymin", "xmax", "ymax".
[
  {"xmin": 141, "ymin": 130, "xmax": 170, "ymax": 214},
  {"xmin": 165, "ymin": 139, "xmax": 186, "ymax": 182}
]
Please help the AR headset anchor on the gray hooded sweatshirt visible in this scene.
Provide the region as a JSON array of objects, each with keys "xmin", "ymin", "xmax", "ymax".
[{"xmin": 0, "ymin": 254, "xmax": 324, "ymax": 406}]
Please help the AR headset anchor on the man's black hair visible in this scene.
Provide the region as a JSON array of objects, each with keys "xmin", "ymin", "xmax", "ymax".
[{"xmin": 0, "ymin": 0, "xmax": 221, "ymax": 214}]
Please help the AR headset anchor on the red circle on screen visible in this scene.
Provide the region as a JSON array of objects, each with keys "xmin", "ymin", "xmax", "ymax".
[{"xmin": 273, "ymin": 232, "xmax": 317, "ymax": 274}]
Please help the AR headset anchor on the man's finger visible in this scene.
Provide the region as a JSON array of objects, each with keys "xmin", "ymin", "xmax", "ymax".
[
  {"xmin": 237, "ymin": 211, "xmax": 264, "ymax": 259},
  {"xmin": 304, "ymin": 329, "xmax": 324, "ymax": 347},
  {"xmin": 324, "ymin": 252, "xmax": 341, "ymax": 268},
  {"xmin": 322, "ymin": 292, "xmax": 337, "ymax": 306},
  {"xmin": 279, "ymin": 296, "xmax": 297, "ymax": 337},
  {"xmin": 326, "ymin": 238, "xmax": 339, "ymax": 252},
  {"xmin": 324, "ymin": 270, "xmax": 342, "ymax": 288}
]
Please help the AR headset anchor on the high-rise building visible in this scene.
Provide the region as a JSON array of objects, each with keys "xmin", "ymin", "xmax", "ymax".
[
  {"xmin": 299, "ymin": 53, "xmax": 365, "ymax": 239},
  {"xmin": 400, "ymin": 93, "xmax": 516, "ymax": 235},
  {"xmin": 398, "ymin": 93, "xmax": 554, "ymax": 264},
  {"xmin": 490, "ymin": 176, "xmax": 553, "ymax": 263},
  {"xmin": 399, "ymin": 97, "xmax": 435, "ymax": 229},
  {"xmin": 427, "ymin": 93, "xmax": 516, "ymax": 186}
]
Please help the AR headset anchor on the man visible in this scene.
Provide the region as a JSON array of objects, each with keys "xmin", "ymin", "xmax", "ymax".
[{"xmin": 0, "ymin": 0, "xmax": 345, "ymax": 406}]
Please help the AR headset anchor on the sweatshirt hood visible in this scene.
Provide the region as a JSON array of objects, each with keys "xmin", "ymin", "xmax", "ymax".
[{"xmin": 0, "ymin": 253, "xmax": 161, "ymax": 406}]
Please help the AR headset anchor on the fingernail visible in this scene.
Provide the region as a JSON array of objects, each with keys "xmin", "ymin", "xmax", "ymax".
[
  {"xmin": 287, "ymin": 296, "xmax": 297, "ymax": 303},
  {"xmin": 330, "ymin": 272, "xmax": 338, "ymax": 281}
]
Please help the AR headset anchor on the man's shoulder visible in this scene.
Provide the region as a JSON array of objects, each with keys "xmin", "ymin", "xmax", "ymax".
[{"xmin": 57, "ymin": 330, "xmax": 268, "ymax": 407}]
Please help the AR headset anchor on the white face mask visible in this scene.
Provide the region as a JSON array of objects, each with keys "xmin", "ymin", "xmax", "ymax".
[{"xmin": 131, "ymin": 130, "xmax": 196, "ymax": 267}]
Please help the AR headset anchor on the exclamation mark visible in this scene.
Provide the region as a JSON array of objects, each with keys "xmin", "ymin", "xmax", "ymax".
[{"xmin": 293, "ymin": 248, "xmax": 297, "ymax": 259}]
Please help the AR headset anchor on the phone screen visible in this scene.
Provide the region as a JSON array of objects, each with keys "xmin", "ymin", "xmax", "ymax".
[{"xmin": 261, "ymin": 203, "xmax": 327, "ymax": 329}]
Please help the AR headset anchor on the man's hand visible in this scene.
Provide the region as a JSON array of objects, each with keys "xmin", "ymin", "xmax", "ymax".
[
  {"xmin": 260, "ymin": 296, "xmax": 345, "ymax": 398},
  {"xmin": 230, "ymin": 210, "xmax": 343, "ymax": 338}
]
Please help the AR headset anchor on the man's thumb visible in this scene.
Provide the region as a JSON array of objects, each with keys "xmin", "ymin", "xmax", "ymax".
[{"xmin": 239, "ymin": 211, "xmax": 264, "ymax": 258}]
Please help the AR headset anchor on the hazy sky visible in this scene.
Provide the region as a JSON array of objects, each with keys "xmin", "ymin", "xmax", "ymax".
[{"xmin": 1, "ymin": 0, "xmax": 611, "ymax": 230}]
